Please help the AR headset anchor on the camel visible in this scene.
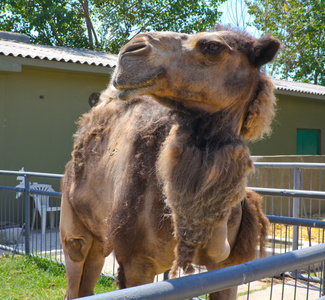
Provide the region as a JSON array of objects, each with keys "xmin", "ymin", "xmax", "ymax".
[{"xmin": 60, "ymin": 29, "xmax": 280, "ymax": 299}]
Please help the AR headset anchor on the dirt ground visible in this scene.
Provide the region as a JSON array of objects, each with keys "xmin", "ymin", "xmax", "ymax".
[{"xmin": 237, "ymin": 277, "xmax": 322, "ymax": 300}]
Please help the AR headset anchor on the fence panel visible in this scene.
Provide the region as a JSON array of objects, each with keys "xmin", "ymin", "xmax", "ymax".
[
  {"xmin": 248, "ymin": 163, "xmax": 325, "ymax": 217},
  {"xmin": 0, "ymin": 170, "xmax": 63, "ymax": 263}
]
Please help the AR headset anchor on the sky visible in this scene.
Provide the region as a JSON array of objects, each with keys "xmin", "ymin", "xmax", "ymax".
[{"xmin": 218, "ymin": 0, "xmax": 260, "ymax": 37}]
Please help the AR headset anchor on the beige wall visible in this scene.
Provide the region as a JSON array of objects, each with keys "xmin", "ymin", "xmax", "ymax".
[
  {"xmin": 249, "ymin": 94, "xmax": 325, "ymax": 155},
  {"xmin": 0, "ymin": 66, "xmax": 111, "ymax": 174}
]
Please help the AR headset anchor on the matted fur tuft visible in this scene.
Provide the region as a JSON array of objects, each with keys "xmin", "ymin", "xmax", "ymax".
[{"xmin": 240, "ymin": 75, "xmax": 277, "ymax": 141}]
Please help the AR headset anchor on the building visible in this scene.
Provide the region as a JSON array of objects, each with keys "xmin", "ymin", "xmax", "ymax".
[
  {"xmin": 0, "ymin": 32, "xmax": 117, "ymax": 174},
  {"xmin": 249, "ymin": 80, "xmax": 325, "ymax": 156}
]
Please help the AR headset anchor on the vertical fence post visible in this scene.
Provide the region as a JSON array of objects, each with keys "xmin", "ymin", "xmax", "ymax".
[
  {"xmin": 292, "ymin": 167, "xmax": 301, "ymax": 251},
  {"xmin": 322, "ymin": 262, "xmax": 325, "ymax": 296},
  {"xmin": 24, "ymin": 174, "xmax": 30, "ymax": 255}
]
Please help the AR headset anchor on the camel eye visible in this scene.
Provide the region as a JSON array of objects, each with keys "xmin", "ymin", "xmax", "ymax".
[
  {"xmin": 200, "ymin": 41, "xmax": 224, "ymax": 56},
  {"xmin": 208, "ymin": 44, "xmax": 220, "ymax": 52}
]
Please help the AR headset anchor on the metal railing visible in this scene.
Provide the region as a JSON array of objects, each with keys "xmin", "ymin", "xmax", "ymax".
[
  {"xmin": 0, "ymin": 170, "xmax": 63, "ymax": 261},
  {"xmin": 1, "ymin": 163, "xmax": 325, "ymax": 299},
  {"xmin": 250, "ymin": 162, "xmax": 325, "ymax": 218},
  {"xmin": 250, "ymin": 162, "xmax": 325, "ymax": 251},
  {"xmin": 82, "ymin": 243, "xmax": 325, "ymax": 300}
]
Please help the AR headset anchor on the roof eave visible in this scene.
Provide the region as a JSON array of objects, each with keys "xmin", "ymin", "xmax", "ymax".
[
  {"xmin": 0, "ymin": 54, "xmax": 115, "ymax": 75},
  {"xmin": 275, "ymin": 88, "xmax": 325, "ymax": 101}
]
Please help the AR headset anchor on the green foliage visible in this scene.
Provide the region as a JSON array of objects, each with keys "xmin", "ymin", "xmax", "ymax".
[
  {"xmin": 0, "ymin": 0, "xmax": 225, "ymax": 53},
  {"xmin": 0, "ymin": 253, "xmax": 116, "ymax": 299},
  {"xmin": 97, "ymin": 0, "xmax": 225, "ymax": 53},
  {"xmin": 0, "ymin": 0, "xmax": 89, "ymax": 48},
  {"xmin": 246, "ymin": 0, "xmax": 325, "ymax": 86}
]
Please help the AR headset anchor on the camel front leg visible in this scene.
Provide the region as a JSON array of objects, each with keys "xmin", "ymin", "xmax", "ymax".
[
  {"xmin": 78, "ymin": 238, "xmax": 106, "ymax": 297},
  {"xmin": 60, "ymin": 196, "xmax": 94, "ymax": 300},
  {"xmin": 116, "ymin": 254, "xmax": 157, "ymax": 289},
  {"xmin": 63, "ymin": 248, "xmax": 87, "ymax": 300},
  {"xmin": 198, "ymin": 207, "xmax": 242, "ymax": 300},
  {"xmin": 204, "ymin": 258, "xmax": 238, "ymax": 300},
  {"xmin": 209, "ymin": 287, "xmax": 238, "ymax": 300}
]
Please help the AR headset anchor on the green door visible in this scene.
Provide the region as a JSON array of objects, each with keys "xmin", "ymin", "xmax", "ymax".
[{"xmin": 296, "ymin": 129, "xmax": 320, "ymax": 155}]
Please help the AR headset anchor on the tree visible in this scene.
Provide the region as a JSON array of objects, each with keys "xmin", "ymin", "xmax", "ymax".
[
  {"xmin": 246, "ymin": 0, "xmax": 325, "ymax": 86},
  {"xmin": 0, "ymin": 0, "xmax": 92, "ymax": 48},
  {"xmin": 97, "ymin": 0, "xmax": 224, "ymax": 53},
  {"xmin": 0, "ymin": 0, "xmax": 225, "ymax": 53}
]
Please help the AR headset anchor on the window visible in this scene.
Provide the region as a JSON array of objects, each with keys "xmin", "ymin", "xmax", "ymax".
[
  {"xmin": 88, "ymin": 92, "xmax": 100, "ymax": 107},
  {"xmin": 296, "ymin": 129, "xmax": 321, "ymax": 155}
]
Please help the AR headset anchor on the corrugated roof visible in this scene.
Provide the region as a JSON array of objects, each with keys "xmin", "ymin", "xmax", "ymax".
[
  {"xmin": 0, "ymin": 38, "xmax": 117, "ymax": 68},
  {"xmin": 274, "ymin": 79, "xmax": 325, "ymax": 97}
]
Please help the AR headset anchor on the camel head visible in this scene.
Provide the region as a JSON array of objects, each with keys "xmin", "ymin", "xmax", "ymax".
[{"xmin": 113, "ymin": 30, "xmax": 280, "ymax": 140}]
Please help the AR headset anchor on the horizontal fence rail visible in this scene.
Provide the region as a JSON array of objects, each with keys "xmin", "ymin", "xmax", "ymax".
[
  {"xmin": 82, "ymin": 244, "xmax": 325, "ymax": 300},
  {"xmin": 251, "ymin": 187, "xmax": 325, "ymax": 199},
  {"xmin": 0, "ymin": 170, "xmax": 63, "ymax": 179},
  {"xmin": 253, "ymin": 162, "xmax": 325, "ymax": 169},
  {"xmin": 266, "ymin": 215, "xmax": 325, "ymax": 228}
]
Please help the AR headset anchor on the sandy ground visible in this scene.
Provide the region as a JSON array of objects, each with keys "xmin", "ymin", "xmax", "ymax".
[{"xmin": 237, "ymin": 278, "xmax": 322, "ymax": 300}]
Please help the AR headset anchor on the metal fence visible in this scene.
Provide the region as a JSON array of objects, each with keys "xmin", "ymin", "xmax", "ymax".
[
  {"xmin": 1, "ymin": 163, "xmax": 325, "ymax": 299},
  {"xmin": 82, "ymin": 243, "xmax": 325, "ymax": 300},
  {"xmin": 249, "ymin": 162, "xmax": 325, "ymax": 218},
  {"xmin": 0, "ymin": 170, "xmax": 63, "ymax": 262}
]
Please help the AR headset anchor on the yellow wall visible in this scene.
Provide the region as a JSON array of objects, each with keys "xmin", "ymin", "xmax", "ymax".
[
  {"xmin": 0, "ymin": 66, "xmax": 110, "ymax": 174},
  {"xmin": 249, "ymin": 94, "xmax": 325, "ymax": 155}
]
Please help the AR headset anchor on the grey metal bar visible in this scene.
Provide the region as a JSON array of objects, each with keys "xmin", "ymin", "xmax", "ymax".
[
  {"xmin": 24, "ymin": 175, "xmax": 30, "ymax": 255},
  {"xmin": 266, "ymin": 215, "xmax": 325, "ymax": 229},
  {"xmin": 293, "ymin": 167, "xmax": 300, "ymax": 250},
  {"xmin": 82, "ymin": 244, "xmax": 325, "ymax": 300},
  {"xmin": 0, "ymin": 185, "xmax": 61, "ymax": 197},
  {"xmin": 322, "ymin": 261, "xmax": 325, "ymax": 296},
  {"xmin": 253, "ymin": 162, "xmax": 325, "ymax": 169},
  {"xmin": 0, "ymin": 186, "xmax": 25, "ymax": 193},
  {"xmin": 0, "ymin": 170, "xmax": 63, "ymax": 179},
  {"xmin": 250, "ymin": 187, "xmax": 325, "ymax": 199},
  {"xmin": 7, "ymin": 184, "xmax": 324, "ymax": 201}
]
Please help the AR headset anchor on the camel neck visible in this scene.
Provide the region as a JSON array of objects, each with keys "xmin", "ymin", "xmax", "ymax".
[{"xmin": 173, "ymin": 109, "xmax": 243, "ymax": 152}]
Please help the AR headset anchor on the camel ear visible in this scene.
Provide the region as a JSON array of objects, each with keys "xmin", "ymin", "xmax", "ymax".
[
  {"xmin": 240, "ymin": 76, "xmax": 276, "ymax": 141},
  {"xmin": 251, "ymin": 36, "xmax": 281, "ymax": 68}
]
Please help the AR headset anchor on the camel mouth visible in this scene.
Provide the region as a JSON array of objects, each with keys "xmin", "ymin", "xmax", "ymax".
[
  {"xmin": 113, "ymin": 74, "xmax": 157, "ymax": 90},
  {"xmin": 113, "ymin": 79, "xmax": 155, "ymax": 101},
  {"xmin": 113, "ymin": 68, "xmax": 166, "ymax": 100}
]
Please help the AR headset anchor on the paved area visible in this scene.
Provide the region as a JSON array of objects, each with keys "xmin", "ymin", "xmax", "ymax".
[{"xmin": 238, "ymin": 278, "xmax": 322, "ymax": 299}]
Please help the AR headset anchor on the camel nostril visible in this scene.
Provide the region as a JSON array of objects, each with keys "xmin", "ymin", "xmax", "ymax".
[{"xmin": 121, "ymin": 43, "xmax": 150, "ymax": 56}]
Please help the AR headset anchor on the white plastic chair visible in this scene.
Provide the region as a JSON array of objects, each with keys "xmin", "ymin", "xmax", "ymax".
[{"xmin": 30, "ymin": 184, "xmax": 61, "ymax": 235}]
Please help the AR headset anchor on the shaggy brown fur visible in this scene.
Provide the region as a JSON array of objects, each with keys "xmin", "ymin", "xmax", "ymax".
[
  {"xmin": 60, "ymin": 29, "xmax": 280, "ymax": 299},
  {"xmin": 216, "ymin": 190, "xmax": 270, "ymax": 269},
  {"xmin": 157, "ymin": 111, "xmax": 253, "ymax": 276}
]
